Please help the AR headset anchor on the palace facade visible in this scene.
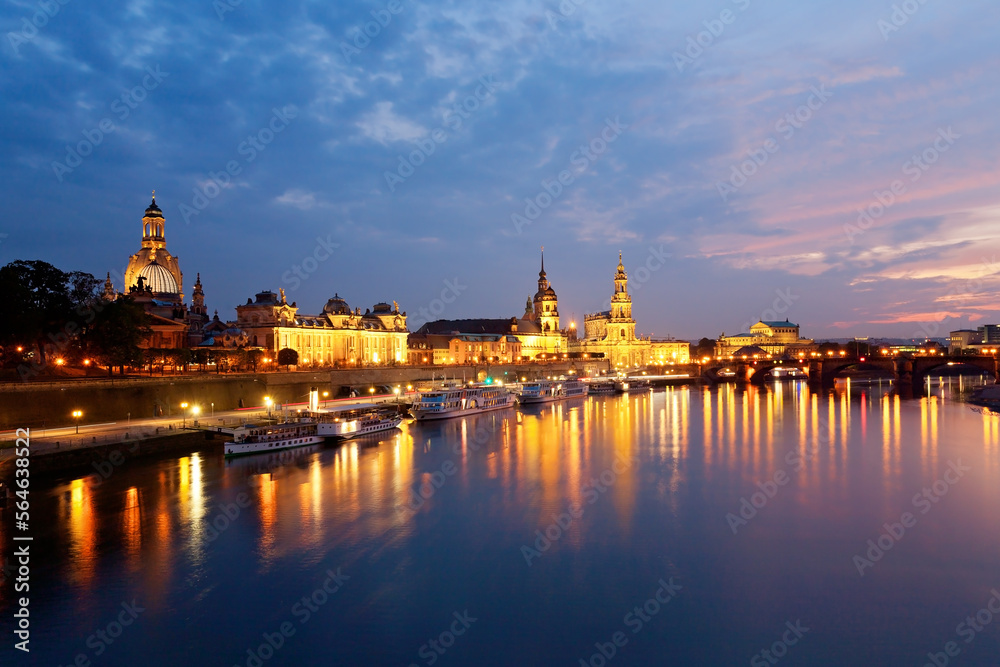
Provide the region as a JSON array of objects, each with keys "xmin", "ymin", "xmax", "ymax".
[
  {"xmin": 410, "ymin": 251, "xmax": 568, "ymax": 362},
  {"xmin": 235, "ymin": 291, "xmax": 408, "ymax": 365},
  {"xmin": 714, "ymin": 320, "xmax": 815, "ymax": 357},
  {"xmin": 569, "ymin": 254, "xmax": 690, "ymax": 368}
]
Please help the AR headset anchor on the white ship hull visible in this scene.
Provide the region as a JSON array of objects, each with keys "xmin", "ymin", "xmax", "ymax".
[
  {"xmin": 411, "ymin": 385, "xmax": 516, "ymax": 421},
  {"xmin": 412, "ymin": 402, "xmax": 514, "ymax": 421},
  {"xmin": 519, "ymin": 380, "xmax": 589, "ymax": 404},
  {"xmin": 316, "ymin": 416, "xmax": 403, "ymax": 439},
  {"xmin": 224, "ymin": 434, "xmax": 325, "ymax": 457}
]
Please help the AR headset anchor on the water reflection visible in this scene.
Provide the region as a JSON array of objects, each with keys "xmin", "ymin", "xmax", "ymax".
[{"xmin": 15, "ymin": 380, "xmax": 1000, "ymax": 665}]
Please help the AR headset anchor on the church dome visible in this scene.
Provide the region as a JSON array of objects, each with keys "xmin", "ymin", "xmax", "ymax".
[
  {"xmin": 323, "ymin": 293, "xmax": 351, "ymax": 315},
  {"xmin": 144, "ymin": 195, "xmax": 163, "ymax": 219},
  {"xmin": 139, "ymin": 260, "xmax": 179, "ymax": 294}
]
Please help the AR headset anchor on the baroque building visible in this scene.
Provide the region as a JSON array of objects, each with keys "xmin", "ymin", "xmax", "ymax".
[
  {"xmin": 571, "ymin": 253, "xmax": 689, "ymax": 368},
  {"xmin": 235, "ymin": 290, "xmax": 408, "ymax": 365},
  {"xmin": 409, "ymin": 251, "xmax": 568, "ymax": 362},
  {"xmin": 110, "ymin": 194, "xmax": 209, "ymax": 349},
  {"xmin": 715, "ymin": 320, "xmax": 815, "ymax": 357}
]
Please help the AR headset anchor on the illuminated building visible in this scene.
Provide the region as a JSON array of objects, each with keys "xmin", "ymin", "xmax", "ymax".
[
  {"xmin": 949, "ymin": 329, "xmax": 981, "ymax": 354},
  {"xmin": 235, "ymin": 291, "xmax": 408, "ymax": 365},
  {"xmin": 108, "ymin": 193, "xmax": 209, "ymax": 348},
  {"xmin": 715, "ymin": 320, "xmax": 815, "ymax": 357},
  {"xmin": 571, "ymin": 253, "xmax": 690, "ymax": 368},
  {"xmin": 410, "ymin": 250, "xmax": 567, "ymax": 361}
]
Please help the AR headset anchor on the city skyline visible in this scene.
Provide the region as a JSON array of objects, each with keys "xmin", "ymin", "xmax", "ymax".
[{"xmin": 3, "ymin": 1, "xmax": 1000, "ymax": 339}]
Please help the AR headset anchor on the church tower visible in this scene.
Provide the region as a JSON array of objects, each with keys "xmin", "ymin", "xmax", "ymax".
[
  {"xmin": 609, "ymin": 252, "xmax": 636, "ymax": 341},
  {"xmin": 191, "ymin": 273, "xmax": 206, "ymax": 316},
  {"xmin": 123, "ymin": 192, "xmax": 184, "ymax": 300},
  {"xmin": 532, "ymin": 248, "xmax": 560, "ymax": 333}
]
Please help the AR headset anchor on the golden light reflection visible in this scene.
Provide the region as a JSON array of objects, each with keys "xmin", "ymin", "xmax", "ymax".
[
  {"xmin": 67, "ymin": 478, "xmax": 96, "ymax": 588},
  {"xmin": 122, "ymin": 486, "xmax": 142, "ymax": 570},
  {"xmin": 257, "ymin": 473, "xmax": 278, "ymax": 566}
]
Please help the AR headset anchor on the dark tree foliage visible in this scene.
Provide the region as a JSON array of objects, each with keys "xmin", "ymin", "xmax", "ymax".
[
  {"xmin": 277, "ymin": 347, "xmax": 299, "ymax": 369},
  {"xmin": 692, "ymin": 337, "xmax": 717, "ymax": 359},
  {"xmin": 84, "ymin": 297, "xmax": 152, "ymax": 375},
  {"xmin": 0, "ymin": 260, "xmax": 100, "ymax": 370}
]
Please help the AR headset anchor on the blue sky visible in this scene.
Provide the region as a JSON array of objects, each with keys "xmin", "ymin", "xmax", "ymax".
[{"xmin": 2, "ymin": 0, "xmax": 999, "ymax": 340}]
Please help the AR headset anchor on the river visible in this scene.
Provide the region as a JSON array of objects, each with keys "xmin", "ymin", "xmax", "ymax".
[{"xmin": 3, "ymin": 381, "xmax": 999, "ymax": 666}]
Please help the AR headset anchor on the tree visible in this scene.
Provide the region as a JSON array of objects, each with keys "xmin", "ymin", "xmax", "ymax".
[
  {"xmin": 84, "ymin": 297, "xmax": 152, "ymax": 375},
  {"xmin": 239, "ymin": 348, "xmax": 262, "ymax": 372},
  {"xmin": 277, "ymin": 347, "xmax": 298, "ymax": 369},
  {"xmin": 692, "ymin": 337, "xmax": 717, "ymax": 359},
  {"xmin": 0, "ymin": 260, "xmax": 100, "ymax": 371},
  {"xmin": 817, "ymin": 341, "xmax": 843, "ymax": 356}
]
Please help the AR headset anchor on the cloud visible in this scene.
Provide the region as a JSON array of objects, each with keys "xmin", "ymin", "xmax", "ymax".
[{"xmin": 355, "ymin": 101, "xmax": 427, "ymax": 145}]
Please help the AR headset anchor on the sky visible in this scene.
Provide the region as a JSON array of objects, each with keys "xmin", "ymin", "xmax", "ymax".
[{"xmin": 2, "ymin": 0, "xmax": 999, "ymax": 341}]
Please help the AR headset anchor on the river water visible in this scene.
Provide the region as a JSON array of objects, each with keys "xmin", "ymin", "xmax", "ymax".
[{"xmin": 3, "ymin": 382, "xmax": 1000, "ymax": 666}]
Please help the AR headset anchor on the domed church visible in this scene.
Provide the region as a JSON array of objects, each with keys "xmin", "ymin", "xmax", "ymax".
[
  {"xmin": 124, "ymin": 193, "xmax": 184, "ymax": 300},
  {"xmin": 109, "ymin": 193, "xmax": 210, "ymax": 348}
]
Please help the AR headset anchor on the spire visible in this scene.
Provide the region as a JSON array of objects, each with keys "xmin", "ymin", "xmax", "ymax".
[
  {"xmin": 539, "ymin": 246, "xmax": 546, "ymax": 278},
  {"xmin": 103, "ymin": 272, "xmax": 115, "ymax": 300}
]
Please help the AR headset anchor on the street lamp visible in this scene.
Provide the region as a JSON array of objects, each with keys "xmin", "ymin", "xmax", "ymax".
[
  {"xmin": 192, "ymin": 405, "xmax": 200, "ymax": 425},
  {"xmin": 264, "ymin": 396, "xmax": 273, "ymax": 417},
  {"xmin": 180, "ymin": 402, "xmax": 189, "ymax": 428},
  {"xmin": 72, "ymin": 410, "xmax": 82, "ymax": 434}
]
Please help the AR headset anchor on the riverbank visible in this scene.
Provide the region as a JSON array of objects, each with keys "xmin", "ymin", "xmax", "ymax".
[
  {"xmin": 0, "ymin": 361, "xmax": 611, "ymax": 429},
  {"xmin": 0, "ymin": 429, "xmax": 228, "ymax": 480}
]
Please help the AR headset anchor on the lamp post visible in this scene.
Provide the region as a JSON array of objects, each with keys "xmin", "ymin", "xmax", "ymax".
[
  {"xmin": 72, "ymin": 410, "xmax": 82, "ymax": 434},
  {"xmin": 264, "ymin": 396, "xmax": 273, "ymax": 418},
  {"xmin": 211, "ymin": 402, "xmax": 214, "ymax": 418},
  {"xmin": 180, "ymin": 402, "xmax": 189, "ymax": 428},
  {"xmin": 192, "ymin": 405, "xmax": 200, "ymax": 426}
]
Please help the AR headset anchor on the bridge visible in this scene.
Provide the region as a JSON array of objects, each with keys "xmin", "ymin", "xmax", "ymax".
[{"xmin": 701, "ymin": 355, "xmax": 997, "ymax": 390}]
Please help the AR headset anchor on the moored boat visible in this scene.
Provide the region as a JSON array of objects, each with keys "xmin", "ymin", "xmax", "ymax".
[
  {"xmin": 411, "ymin": 383, "xmax": 516, "ymax": 421},
  {"xmin": 224, "ymin": 420, "xmax": 324, "ymax": 457},
  {"xmin": 519, "ymin": 379, "xmax": 589, "ymax": 404},
  {"xmin": 315, "ymin": 408, "xmax": 403, "ymax": 439},
  {"xmin": 585, "ymin": 379, "xmax": 617, "ymax": 395},
  {"xmin": 616, "ymin": 378, "xmax": 651, "ymax": 393}
]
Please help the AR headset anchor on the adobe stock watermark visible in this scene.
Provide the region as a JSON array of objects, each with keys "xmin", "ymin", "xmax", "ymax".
[
  {"xmin": 233, "ymin": 568, "xmax": 348, "ymax": 667},
  {"xmin": 920, "ymin": 588, "xmax": 1000, "ymax": 667},
  {"xmin": 591, "ymin": 246, "xmax": 671, "ymax": 314},
  {"xmin": 727, "ymin": 412, "xmax": 831, "ymax": 535},
  {"xmin": 750, "ymin": 620, "xmax": 810, "ymax": 667},
  {"xmin": 545, "ymin": 0, "xmax": 591, "ymax": 31},
  {"xmin": 672, "ymin": 0, "xmax": 753, "ymax": 72},
  {"xmin": 405, "ymin": 419, "xmax": 505, "ymax": 513},
  {"xmin": 844, "ymin": 127, "xmax": 959, "ymax": 243},
  {"xmin": 180, "ymin": 105, "xmax": 298, "ymax": 225},
  {"xmin": 58, "ymin": 599, "xmax": 145, "ymax": 666},
  {"xmin": 716, "ymin": 84, "xmax": 833, "ymax": 202},
  {"xmin": 384, "ymin": 74, "xmax": 499, "ymax": 193},
  {"xmin": 511, "ymin": 116, "xmax": 628, "ymax": 234},
  {"xmin": 877, "ymin": 0, "xmax": 932, "ymax": 41},
  {"xmin": 281, "ymin": 235, "xmax": 340, "ymax": 292},
  {"xmin": 214, "ymin": 0, "xmax": 244, "ymax": 21},
  {"xmin": 52, "ymin": 65, "xmax": 169, "ymax": 182},
  {"xmin": 736, "ymin": 288, "xmax": 799, "ymax": 334},
  {"xmin": 909, "ymin": 255, "xmax": 997, "ymax": 341},
  {"xmin": 406, "ymin": 610, "xmax": 477, "ymax": 667},
  {"xmin": 340, "ymin": 0, "xmax": 408, "ymax": 63},
  {"xmin": 521, "ymin": 453, "xmax": 637, "ymax": 566},
  {"xmin": 577, "ymin": 578, "xmax": 682, "ymax": 667},
  {"xmin": 853, "ymin": 459, "xmax": 970, "ymax": 577},
  {"xmin": 6, "ymin": 0, "xmax": 71, "ymax": 56},
  {"xmin": 407, "ymin": 277, "xmax": 469, "ymax": 331}
]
